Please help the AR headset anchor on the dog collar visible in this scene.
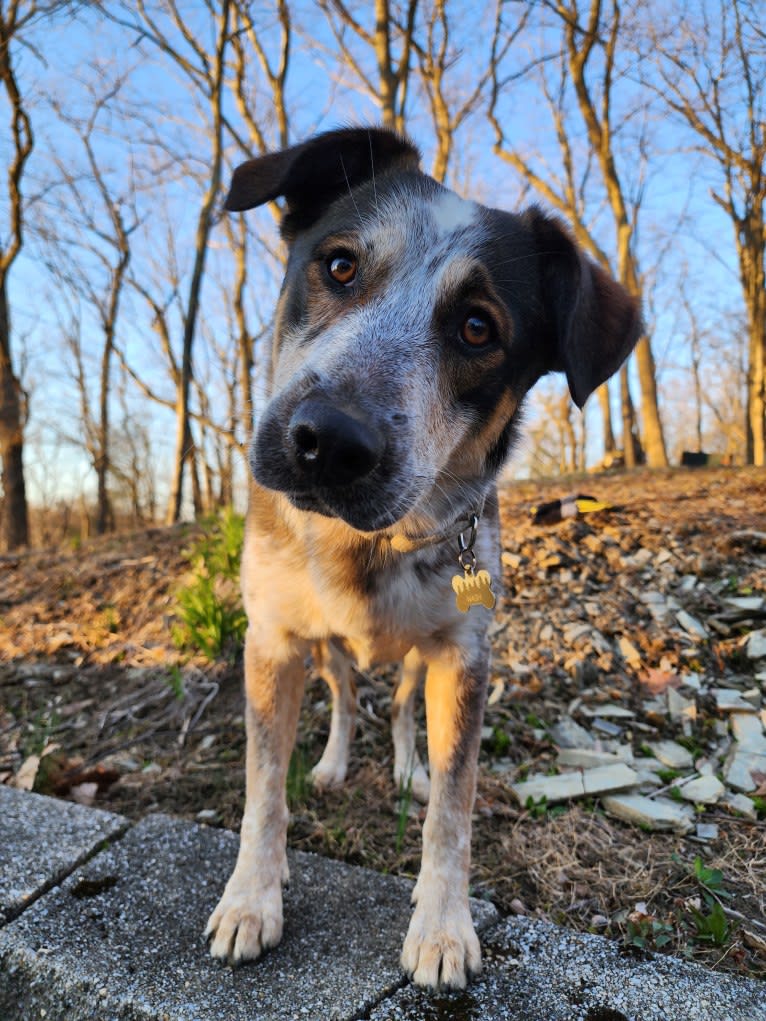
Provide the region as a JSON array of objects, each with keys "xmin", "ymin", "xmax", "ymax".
[
  {"xmin": 389, "ymin": 511, "xmax": 479, "ymax": 554},
  {"xmin": 389, "ymin": 507, "xmax": 496, "ymax": 613}
]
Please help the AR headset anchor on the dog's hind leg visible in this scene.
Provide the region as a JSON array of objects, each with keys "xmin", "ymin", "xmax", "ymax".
[
  {"xmin": 206, "ymin": 628, "xmax": 306, "ymax": 965},
  {"xmin": 392, "ymin": 648, "xmax": 430, "ymax": 803},
  {"xmin": 310, "ymin": 640, "xmax": 356, "ymax": 790}
]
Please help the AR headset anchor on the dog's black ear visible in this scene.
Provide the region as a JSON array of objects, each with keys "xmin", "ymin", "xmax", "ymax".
[
  {"xmin": 525, "ymin": 207, "xmax": 642, "ymax": 408},
  {"xmin": 225, "ymin": 127, "xmax": 421, "ymax": 237}
]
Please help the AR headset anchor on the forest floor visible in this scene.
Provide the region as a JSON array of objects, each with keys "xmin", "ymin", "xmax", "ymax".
[{"xmin": 1, "ymin": 466, "xmax": 765, "ymax": 981}]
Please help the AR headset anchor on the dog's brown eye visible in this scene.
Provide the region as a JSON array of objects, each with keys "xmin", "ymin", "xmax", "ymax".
[
  {"xmin": 327, "ymin": 252, "xmax": 357, "ymax": 286},
  {"xmin": 460, "ymin": 312, "xmax": 492, "ymax": 347}
]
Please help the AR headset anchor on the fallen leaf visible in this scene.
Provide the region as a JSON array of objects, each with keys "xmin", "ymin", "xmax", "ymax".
[
  {"xmin": 640, "ymin": 669, "xmax": 681, "ymax": 695},
  {"xmin": 12, "ymin": 754, "xmax": 40, "ymax": 791}
]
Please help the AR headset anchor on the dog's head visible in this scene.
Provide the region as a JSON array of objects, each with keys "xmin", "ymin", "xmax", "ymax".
[{"xmin": 227, "ymin": 127, "xmax": 640, "ymax": 533}]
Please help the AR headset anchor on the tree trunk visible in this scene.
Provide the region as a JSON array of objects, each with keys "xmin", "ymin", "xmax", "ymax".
[
  {"xmin": 620, "ymin": 365, "xmax": 642, "ymax": 468},
  {"xmin": 596, "ymin": 381, "xmax": 616, "ymax": 456},
  {"xmin": 634, "ymin": 334, "xmax": 667, "ymax": 467},
  {"xmin": 0, "ymin": 277, "xmax": 28, "ymax": 549},
  {"xmin": 166, "ymin": 0, "xmax": 230, "ymax": 522},
  {"xmin": 749, "ymin": 318, "xmax": 766, "ymax": 466}
]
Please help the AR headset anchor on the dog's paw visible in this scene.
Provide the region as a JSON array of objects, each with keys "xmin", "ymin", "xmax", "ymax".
[
  {"xmin": 310, "ymin": 755, "xmax": 347, "ymax": 790},
  {"xmin": 401, "ymin": 900, "xmax": 481, "ymax": 990},
  {"xmin": 393, "ymin": 761, "xmax": 430, "ymax": 804},
  {"xmin": 205, "ymin": 883, "xmax": 283, "ymax": 965}
]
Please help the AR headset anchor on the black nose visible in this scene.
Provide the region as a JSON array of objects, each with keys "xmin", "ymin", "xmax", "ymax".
[{"xmin": 287, "ymin": 400, "xmax": 384, "ymax": 486}]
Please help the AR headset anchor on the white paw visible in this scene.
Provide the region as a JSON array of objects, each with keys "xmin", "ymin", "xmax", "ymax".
[
  {"xmin": 311, "ymin": 755, "xmax": 347, "ymax": 790},
  {"xmin": 394, "ymin": 761, "xmax": 430, "ymax": 804},
  {"xmin": 401, "ymin": 899, "xmax": 481, "ymax": 990},
  {"xmin": 205, "ymin": 881, "xmax": 283, "ymax": 964}
]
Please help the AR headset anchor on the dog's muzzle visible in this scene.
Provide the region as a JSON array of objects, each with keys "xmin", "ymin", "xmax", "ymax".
[{"xmin": 287, "ymin": 399, "xmax": 384, "ymax": 487}]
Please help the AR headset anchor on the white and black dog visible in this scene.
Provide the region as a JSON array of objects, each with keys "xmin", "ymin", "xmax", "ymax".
[{"xmin": 205, "ymin": 127, "xmax": 639, "ymax": 990}]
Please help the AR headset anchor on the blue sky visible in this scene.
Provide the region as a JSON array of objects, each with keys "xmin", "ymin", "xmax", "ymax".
[{"xmin": 4, "ymin": 1, "xmax": 754, "ymax": 509}]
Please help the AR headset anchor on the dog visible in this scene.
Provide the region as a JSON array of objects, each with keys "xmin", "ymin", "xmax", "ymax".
[{"xmin": 205, "ymin": 126, "xmax": 640, "ymax": 990}]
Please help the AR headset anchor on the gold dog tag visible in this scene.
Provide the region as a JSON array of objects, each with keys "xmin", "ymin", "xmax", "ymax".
[{"xmin": 452, "ymin": 568, "xmax": 496, "ymax": 613}]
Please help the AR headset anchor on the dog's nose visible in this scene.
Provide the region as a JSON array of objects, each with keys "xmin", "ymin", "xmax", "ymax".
[{"xmin": 287, "ymin": 400, "xmax": 384, "ymax": 486}]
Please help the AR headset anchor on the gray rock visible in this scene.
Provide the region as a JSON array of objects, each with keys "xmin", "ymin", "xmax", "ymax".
[
  {"xmin": 647, "ymin": 740, "xmax": 694, "ymax": 770},
  {"xmin": 0, "ymin": 812, "xmax": 497, "ymax": 1021},
  {"xmin": 730, "ymin": 712, "xmax": 766, "ymax": 752},
  {"xmin": 512, "ymin": 764, "xmax": 638, "ymax": 805},
  {"xmin": 602, "ymin": 794, "xmax": 695, "ymax": 833},
  {"xmin": 549, "ymin": 716, "xmax": 595, "ymax": 750},
  {"xmin": 0, "ymin": 786, "xmax": 127, "ymax": 925},
  {"xmin": 724, "ymin": 748, "xmax": 766, "ymax": 793},
  {"xmin": 678, "ymin": 775, "xmax": 725, "ymax": 805},
  {"xmin": 676, "ymin": 610, "xmax": 709, "ymax": 639},
  {"xmin": 368, "ymin": 915, "xmax": 766, "ymax": 1021},
  {"xmin": 714, "ymin": 688, "xmax": 761, "ymax": 712},
  {"xmin": 745, "ymin": 629, "xmax": 766, "ymax": 660}
]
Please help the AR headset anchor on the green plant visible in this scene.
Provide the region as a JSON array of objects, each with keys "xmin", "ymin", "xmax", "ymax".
[
  {"xmin": 625, "ymin": 916, "xmax": 674, "ymax": 951},
  {"xmin": 688, "ymin": 899, "xmax": 729, "ymax": 945},
  {"xmin": 172, "ymin": 508, "xmax": 247, "ymax": 659},
  {"xmin": 484, "ymin": 725, "xmax": 510, "ymax": 757},
  {"xmin": 166, "ymin": 664, "xmax": 185, "ymax": 701},
  {"xmin": 692, "ymin": 856, "xmax": 729, "ymax": 897},
  {"xmin": 286, "ymin": 746, "xmax": 310, "ymax": 809},
  {"xmin": 395, "ymin": 772, "xmax": 415, "ymax": 854},
  {"xmin": 524, "ymin": 795, "xmax": 565, "ymax": 819}
]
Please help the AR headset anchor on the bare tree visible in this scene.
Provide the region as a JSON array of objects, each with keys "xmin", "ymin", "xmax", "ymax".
[
  {"xmin": 650, "ymin": 0, "xmax": 765, "ymax": 465},
  {"xmin": 319, "ymin": 0, "xmax": 418, "ymax": 132},
  {"xmin": 0, "ymin": 0, "xmax": 39, "ymax": 549},
  {"xmin": 111, "ymin": 0, "xmax": 233, "ymax": 523},
  {"xmin": 39, "ymin": 70, "xmax": 139, "ymax": 533},
  {"xmin": 490, "ymin": 0, "xmax": 669, "ymax": 468}
]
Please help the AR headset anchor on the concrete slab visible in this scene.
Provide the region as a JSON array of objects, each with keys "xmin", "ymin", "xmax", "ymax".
[
  {"xmin": 368, "ymin": 915, "xmax": 766, "ymax": 1021},
  {"xmin": 0, "ymin": 785, "xmax": 128, "ymax": 923},
  {"xmin": 0, "ymin": 812, "xmax": 497, "ymax": 1021}
]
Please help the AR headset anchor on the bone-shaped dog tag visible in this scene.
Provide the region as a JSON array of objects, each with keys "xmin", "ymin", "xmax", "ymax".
[{"xmin": 452, "ymin": 569, "xmax": 496, "ymax": 613}]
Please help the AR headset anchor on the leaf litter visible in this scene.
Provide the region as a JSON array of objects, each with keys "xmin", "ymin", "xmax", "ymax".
[{"xmin": 1, "ymin": 466, "xmax": 765, "ymax": 978}]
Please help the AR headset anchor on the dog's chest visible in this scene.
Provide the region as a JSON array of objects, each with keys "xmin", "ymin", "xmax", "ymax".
[{"xmin": 243, "ymin": 526, "xmax": 459, "ymax": 667}]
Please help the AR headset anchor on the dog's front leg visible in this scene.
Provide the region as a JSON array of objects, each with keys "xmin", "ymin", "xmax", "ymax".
[
  {"xmin": 206, "ymin": 630, "xmax": 306, "ymax": 964},
  {"xmin": 401, "ymin": 642, "xmax": 487, "ymax": 990}
]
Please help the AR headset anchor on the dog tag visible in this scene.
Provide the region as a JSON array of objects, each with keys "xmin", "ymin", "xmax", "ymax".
[{"xmin": 452, "ymin": 568, "xmax": 496, "ymax": 613}]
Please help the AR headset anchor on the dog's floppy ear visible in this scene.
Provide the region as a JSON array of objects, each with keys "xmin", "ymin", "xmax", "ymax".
[
  {"xmin": 225, "ymin": 127, "xmax": 421, "ymax": 238},
  {"xmin": 525, "ymin": 207, "xmax": 642, "ymax": 409}
]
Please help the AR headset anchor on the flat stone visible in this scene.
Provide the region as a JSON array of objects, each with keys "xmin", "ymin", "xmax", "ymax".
[
  {"xmin": 676, "ymin": 610, "xmax": 708, "ymax": 639},
  {"xmin": 695, "ymin": 823, "xmax": 719, "ymax": 841},
  {"xmin": 725, "ymin": 596, "xmax": 765, "ymax": 612},
  {"xmin": 745, "ymin": 629, "xmax": 766, "ymax": 660},
  {"xmin": 722, "ymin": 792, "xmax": 758, "ymax": 820},
  {"xmin": 714, "ymin": 687, "xmax": 760, "ymax": 712},
  {"xmin": 602, "ymin": 794, "xmax": 695, "ymax": 833},
  {"xmin": 730, "ymin": 712, "xmax": 766, "ymax": 752},
  {"xmin": 512, "ymin": 764, "xmax": 637, "ymax": 805},
  {"xmin": 667, "ymin": 688, "xmax": 697, "ymax": 725},
  {"xmin": 647, "ymin": 740, "xmax": 694, "ymax": 770},
  {"xmin": 0, "ymin": 786, "xmax": 127, "ymax": 924},
  {"xmin": 368, "ymin": 915, "xmax": 766, "ymax": 1021},
  {"xmin": 579, "ymin": 704, "xmax": 635, "ymax": 719},
  {"xmin": 724, "ymin": 748, "xmax": 766, "ymax": 793},
  {"xmin": 549, "ymin": 716, "xmax": 595, "ymax": 750},
  {"xmin": 0, "ymin": 812, "xmax": 496, "ymax": 1021},
  {"xmin": 556, "ymin": 749, "xmax": 628, "ymax": 769},
  {"xmin": 678, "ymin": 775, "xmax": 725, "ymax": 805}
]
